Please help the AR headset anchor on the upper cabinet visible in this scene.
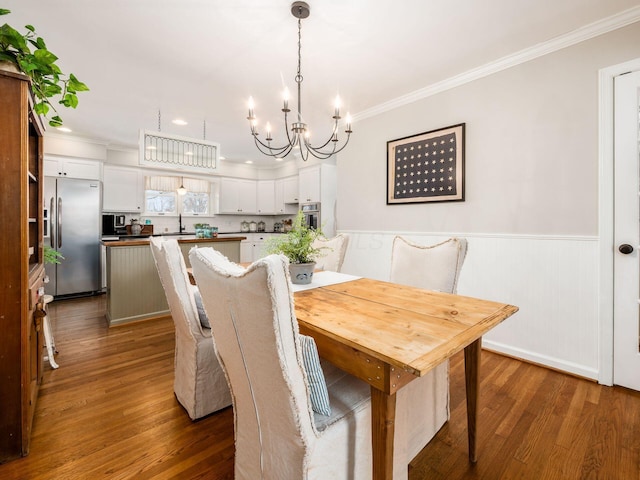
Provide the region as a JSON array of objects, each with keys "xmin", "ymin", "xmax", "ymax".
[
  {"xmin": 298, "ymin": 166, "xmax": 321, "ymax": 203},
  {"xmin": 218, "ymin": 178, "xmax": 257, "ymax": 214},
  {"xmin": 282, "ymin": 176, "xmax": 299, "ymax": 204},
  {"xmin": 103, "ymin": 165, "xmax": 144, "ymax": 212},
  {"xmin": 275, "ymin": 177, "xmax": 299, "ymax": 215},
  {"xmin": 256, "ymin": 180, "xmax": 275, "ymax": 214},
  {"xmin": 44, "ymin": 156, "xmax": 100, "ymax": 180}
]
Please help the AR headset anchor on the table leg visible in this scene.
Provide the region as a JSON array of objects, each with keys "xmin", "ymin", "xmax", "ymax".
[
  {"xmin": 464, "ymin": 337, "xmax": 482, "ymax": 463},
  {"xmin": 371, "ymin": 387, "xmax": 396, "ymax": 479}
]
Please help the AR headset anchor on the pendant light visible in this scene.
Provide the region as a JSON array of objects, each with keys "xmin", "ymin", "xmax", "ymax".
[{"xmin": 177, "ymin": 177, "xmax": 187, "ymax": 196}]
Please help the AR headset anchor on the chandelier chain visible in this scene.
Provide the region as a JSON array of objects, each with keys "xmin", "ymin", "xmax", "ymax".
[{"xmin": 296, "ymin": 17, "xmax": 302, "ymax": 84}]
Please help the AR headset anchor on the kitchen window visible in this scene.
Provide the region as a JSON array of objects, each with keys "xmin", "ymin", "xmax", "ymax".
[{"xmin": 144, "ymin": 176, "xmax": 211, "ymax": 215}]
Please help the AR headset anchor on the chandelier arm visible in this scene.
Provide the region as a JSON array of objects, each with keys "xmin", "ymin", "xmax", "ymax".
[
  {"xmin": 254, "ymin": 135, "xmax": 294, "ymax": 155},
  {"xmin": 307, "ymin": 122, "xmax": 341, "ymax": 151},
  {"xmin": 251, "ymin": 116, "xmax": 297, "ymax": 155},
  {"xmin": 253, "ymin": 136, "xmax": 295, "ymax": 158},
  {"xmin": 282, "ymin": 109, "xmax": 296, "ymax": 148},
  {"xmin": 302, "ymin": 134, "xmax": 337, "ymax": 160},
  {"xmin": 304, "ymin": 131, "xmax": 352, "ymax": 159},
  {"xmin": 298, "ymin": 139, "xmax": 310, "ymax": 162}
]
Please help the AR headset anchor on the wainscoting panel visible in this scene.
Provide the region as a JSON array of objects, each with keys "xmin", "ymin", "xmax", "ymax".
[{"xmin": 339, "ymin": 231, "xmax": 600, "ymax": 379}]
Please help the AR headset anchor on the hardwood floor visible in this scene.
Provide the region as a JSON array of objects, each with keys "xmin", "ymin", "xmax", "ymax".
[{"xmin": 0, "ymin": 295, "xmax": 638, "ymax": 479}]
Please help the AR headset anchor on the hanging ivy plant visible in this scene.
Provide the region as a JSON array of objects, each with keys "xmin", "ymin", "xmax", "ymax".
[{"xmin": 0, "ymin": 9, "xmax": 89, "ymax": 127}]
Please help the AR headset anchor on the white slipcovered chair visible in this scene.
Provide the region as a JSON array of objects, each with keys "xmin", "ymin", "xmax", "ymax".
[
  {"xmin": 190, "ymin": 249, "xmax": 372, "ymax": 479},
  {"xmin": 312, "ymin": 233, "xmax": 349, "ymax": 272},
  {"xmin": 190, "ymin": 248, "xmax": 448, "ymax": 479},
  {"xmin": 390, "ymin": 236, "xmax": 468, "ymax": 294},
  {"xmin": 388, "ymin": 236, "xmax": 469, "ymax": 469},
  {"xmin": 149, "ymin": 237, "xmax": 231, "ymax": 420}
]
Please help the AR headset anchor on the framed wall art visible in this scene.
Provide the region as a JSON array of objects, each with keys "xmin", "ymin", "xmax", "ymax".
[{"xmin": 387, "ymin": 123, "xmax": 465, "ymax": 204}]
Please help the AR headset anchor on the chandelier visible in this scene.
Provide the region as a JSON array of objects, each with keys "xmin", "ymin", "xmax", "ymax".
[{"xmin": 246, "ymin": 1, "xmax": 352, "ymax": 161}]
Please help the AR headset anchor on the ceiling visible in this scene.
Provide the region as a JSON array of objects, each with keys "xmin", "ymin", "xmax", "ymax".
[{"xmin": 3, "ymin": 0, "xmax": 640, "ymax": 166}]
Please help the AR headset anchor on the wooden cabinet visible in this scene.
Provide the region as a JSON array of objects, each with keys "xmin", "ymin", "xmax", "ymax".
[
  {"xmin": 44, "ymin": 156, "xmax": 100, "ymax": 180},
  {"xmin": 103, "ymin": 165, "xmax": 144, "ymax": 212},
  {"xmin": 257, "ymin": 180, "xmax": 275, "ymax": 214},
  {"xmin": 0, "ymin": 70, "xmax": 46, "ymax": 462},
  {"xmin": 218, "ymin": 178, "xmax": 257, "ymax": 214}
]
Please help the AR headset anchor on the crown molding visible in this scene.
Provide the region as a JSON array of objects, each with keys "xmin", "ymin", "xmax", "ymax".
[{"xmin": 352, "ymin": 6, "xmax": 640, "ymax": 123}]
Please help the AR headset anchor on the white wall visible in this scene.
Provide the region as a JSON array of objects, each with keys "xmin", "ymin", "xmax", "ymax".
[{"xmin": 336, "ymin": 23, "xmax": 640, "ymax": 380}]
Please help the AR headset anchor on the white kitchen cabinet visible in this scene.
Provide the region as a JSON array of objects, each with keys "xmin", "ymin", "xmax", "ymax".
[
  {"xmin": 298, "ymin": 164, "xmax": 337, "ymax": 236},
  {"xmin": 256, "ymin": 180, "xmax": 275, "ymax": 214},
  {"xmin": 240, "ymin": 233, "xmax": 276, "ymax": 262},
  {"xmin": 275, "ymin": 178, "xmax": 299, "ymax": 214},
  {"xmin": 103, "ymin": 165, "xmax": 144, "ymax": 212},
  {"xmin": 218, "ymin": 178, "xmax": 257, "ymax": 214},
  {"xmin": 240, "ymin": 239, "xmax": 253, "ymax": 263},
  {"xmin": 298, "ymin": 166, "xmax": 321, "ymax": 203},
  {"xmin": 44, "ymin": 156, "xmax": 100, "ymax": 180},
  {"xmin": 283, "ymin": 176, "xmax": 299, "ymax": 204}
]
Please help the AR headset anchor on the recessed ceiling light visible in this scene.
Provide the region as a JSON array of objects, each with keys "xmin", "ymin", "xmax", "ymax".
[
  {"xmin": 275, "ymin": 157, "xmax": 283, "ymax": 162},
  {"xmin": 172, "ymin": 119, "xmax": 188, "ymax": 126},
  {"xmin": 219, "ymin": 156, "xmax": 226, "ymax": 160},
  {"xmin": 245, "ymin": 160, "xmax": 253, "ymax": 164},
  {"xmin": 57, "ymin": 127, "xmax": 72, "ymax": 133}
]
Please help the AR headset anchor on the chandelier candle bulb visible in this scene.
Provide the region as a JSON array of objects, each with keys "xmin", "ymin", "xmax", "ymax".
[
  {"xmin": 283, "ymin": 88, "xmax": 290, "ymax": 111},
  {"xmin": 247, "ymin": 97, "xmax": 255, "ymax": 118},
  {"xmin": 334, "ymin": 96, "xmax": 341, "ymax": 118}
]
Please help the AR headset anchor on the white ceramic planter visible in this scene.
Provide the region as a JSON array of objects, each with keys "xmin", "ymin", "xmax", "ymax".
[{"xmin": 289, "ymin": 262, "xmax": 315, "ymax": 285}]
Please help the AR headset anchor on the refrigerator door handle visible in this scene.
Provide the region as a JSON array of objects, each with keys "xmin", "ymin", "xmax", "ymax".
[
  {"xmin": 49, "ymin": 196, "xmax": 55, "ymax": 248},
  {"xmin": 57, "ymin": 197, "xmax": 62, "ymax": 248}
]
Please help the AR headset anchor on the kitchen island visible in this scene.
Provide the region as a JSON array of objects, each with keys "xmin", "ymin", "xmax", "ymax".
[{"xmin": 103, "ymin": 236, "xmax": 245, "ymax": 326}]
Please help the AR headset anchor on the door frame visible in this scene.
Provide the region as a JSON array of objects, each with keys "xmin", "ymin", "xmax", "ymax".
[{"xmin": 598, "ymin": 57, "xmax": 640, "ymax": 386}]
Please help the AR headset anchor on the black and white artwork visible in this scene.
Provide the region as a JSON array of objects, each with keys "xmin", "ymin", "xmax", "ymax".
[{"xmin": 387, "ymin": 123, "xmax": 465, "ymax": 204}]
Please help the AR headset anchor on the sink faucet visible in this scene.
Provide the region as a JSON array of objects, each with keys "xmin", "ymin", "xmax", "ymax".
[{"xmin": 179, "ymin": 213, "xmax": 186, "ymax": 233}]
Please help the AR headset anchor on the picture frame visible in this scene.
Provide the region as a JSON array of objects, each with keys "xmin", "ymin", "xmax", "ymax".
[{"xmin": 387, "ymin": 123, "xmax": 465, "ymax": 204}]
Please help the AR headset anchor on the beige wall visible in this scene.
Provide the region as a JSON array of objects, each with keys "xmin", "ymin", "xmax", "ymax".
[{"xmin": 337, "ymin": 22, "xmax": 640, "ymax": 236}]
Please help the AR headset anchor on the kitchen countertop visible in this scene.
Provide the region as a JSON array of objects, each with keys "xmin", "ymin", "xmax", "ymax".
[{"xmin": 102, "ymin": 236, "xmax": 247, "ymax": 247}]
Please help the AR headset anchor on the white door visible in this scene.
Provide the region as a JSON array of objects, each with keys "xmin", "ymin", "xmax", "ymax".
[{"xmin": 613, "ymin": 70, "xmax": 640, "ymax": 390}]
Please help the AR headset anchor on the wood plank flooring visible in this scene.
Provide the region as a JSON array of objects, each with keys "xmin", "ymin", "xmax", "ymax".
[{"xmin": 0, "ymin": 295, "xmax": 638, "ymax": 479}]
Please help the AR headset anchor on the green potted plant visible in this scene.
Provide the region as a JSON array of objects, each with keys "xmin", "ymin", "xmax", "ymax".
[
  {"xmin": 0, "ymin": 9, "xmax": 89, "ymax": 127},
  {"xmin": 265, "ymin": 211, "xmax": 323, "ymax": 284},
  {"xmin": 43, "ymin": 245, "xmax": 64, "ymax": 264}
]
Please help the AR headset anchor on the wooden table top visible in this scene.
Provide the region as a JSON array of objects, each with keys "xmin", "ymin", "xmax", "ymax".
[{"xmin": 294, "ymin": 278, "xmax": 519, "ymax": 377}]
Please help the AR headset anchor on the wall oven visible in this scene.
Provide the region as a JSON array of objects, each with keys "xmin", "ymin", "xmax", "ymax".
[{"xmin": 301, "ymin": 202, "xmax": 320, "ymax": 230}]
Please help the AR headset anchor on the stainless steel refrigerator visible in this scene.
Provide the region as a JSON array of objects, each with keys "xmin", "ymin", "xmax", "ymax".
[{"xmin": 44, "ymin": 177, "xmax": 102, "ymax": 297}]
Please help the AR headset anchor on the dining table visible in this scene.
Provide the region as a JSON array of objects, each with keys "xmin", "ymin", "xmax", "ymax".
[
  {"xmin": 187, "ymin": 267, "xmax": 519, "ymax": 480},
  {"xmin": 292, "ymin": 272, "xmax": 518, "ymax": 480}
]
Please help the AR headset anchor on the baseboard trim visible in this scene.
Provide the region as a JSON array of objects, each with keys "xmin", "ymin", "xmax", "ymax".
[{"xmin": 483, "ymin": 339, "xmax": 598, "ymax": 381}]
